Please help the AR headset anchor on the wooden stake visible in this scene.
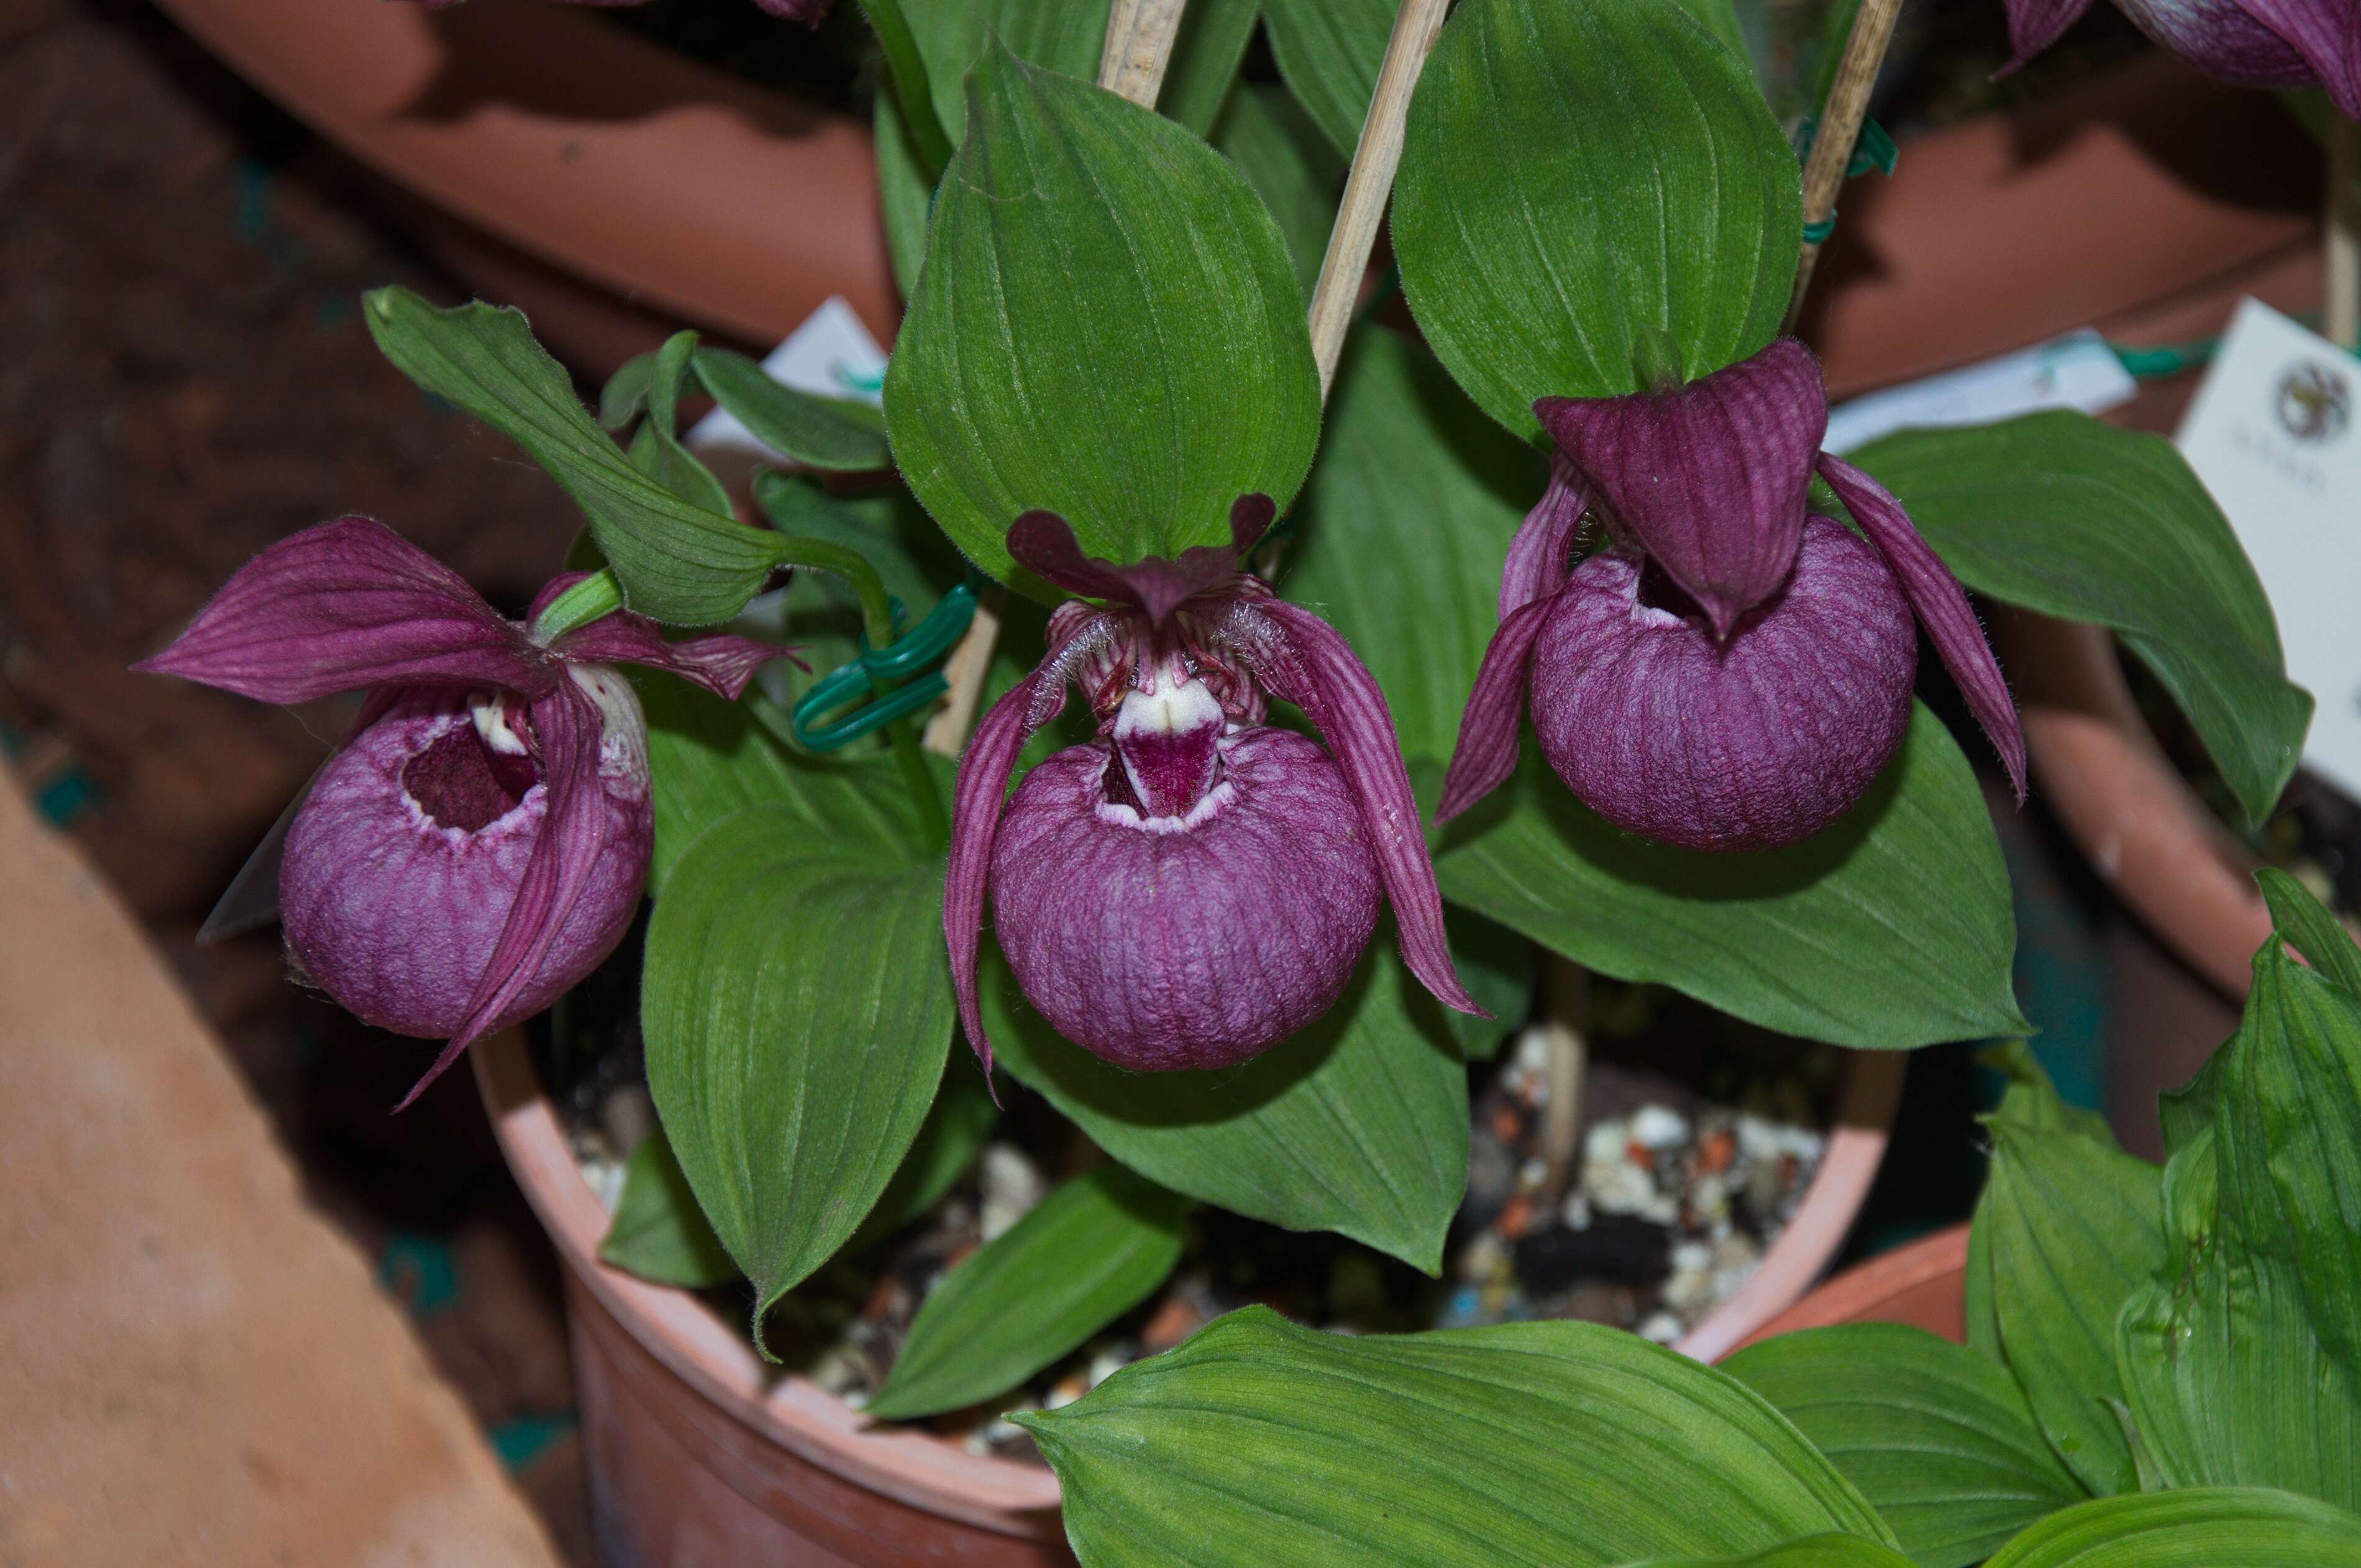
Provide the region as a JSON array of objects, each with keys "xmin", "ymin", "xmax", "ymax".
[
  {"xmin": 925, "ymin": 0, "xmax": 1193, "ymax": 755},
  {"xmin": 1535, "ymin": 955, "xmax": 1587, "ymax": 1209},
  {"xmin": 2330, "ymin": 114, "xmax": 2360, "ymax": 351},
  {"xmin": 1306, "ymin": 0, "xmax": 1453, "ymax": 397},
  {"xmin": 1784, "ymin": 0, "xmax": 1903, "ymax": 332}
]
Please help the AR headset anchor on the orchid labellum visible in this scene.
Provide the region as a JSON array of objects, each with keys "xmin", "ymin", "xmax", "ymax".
[
  {"xmin": 1440, "ymin": 339, "xmax": 2026, "ymax": 854},
  {"xmin": 2002, "ymin": 0, "xmax": 2360, "ymax": 114},
  {"xmin": 949, "ymin": 500, "xmax": 1486, "ymax": 1075},
  {"xmin": 137, "ymin": 517, "xmax": 792, "ymax": 1105}
]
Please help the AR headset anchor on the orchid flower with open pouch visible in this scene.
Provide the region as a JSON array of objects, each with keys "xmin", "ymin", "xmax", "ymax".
[
  {"xmin": 948, "ymin": 499, "xmax": 1486, "ymax": 1075},
  {"xmin": 2001, "ymin": 0, "xmax": 2361, "ymax": 114},
  {"xmin": 137, "ymin": 517, "xmax": 793, "ymax": 1106},
  {"xmin": 1439, "ymin": 339, "xmax": 2027, "ymax": 853}
]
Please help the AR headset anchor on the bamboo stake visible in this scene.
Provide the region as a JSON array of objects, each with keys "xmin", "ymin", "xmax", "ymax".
[
  {"xmin": 924, "ymin": 0, "xmax": 1191, "ymax": 755},
  {"xmin": 1306, "ymin": 0, "xmax": 1454, "ymax": 396},
  {"xmin": 1783, "ymin": 0, "xmax": 1904, "ymax": 332},
  {"xmin": 1534, "ymin": 956, "xmax": 1587, "ymax": 1210},
  {"xmin": 2330, "ymin": 114, "xmax": 2359, "ymax": 351}
]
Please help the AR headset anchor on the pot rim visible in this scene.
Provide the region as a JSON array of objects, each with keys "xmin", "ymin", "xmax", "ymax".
[
  {"xmin": 475, "ymin": 1032, "xmax": 1902, "ymax": 1524},
  {"xmin": 1733, "ymin": 1223, "xmax": 1971, "ymax": 1348}
]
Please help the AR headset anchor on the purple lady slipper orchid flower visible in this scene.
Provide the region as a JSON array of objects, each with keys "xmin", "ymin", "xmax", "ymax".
[
  {"xmin": 950, "ymin": 499, "xmax": 1487, "ymax": 1075},
  {"xmin": 1439, "ymin": 339, "xmax": 2026, "ymax": 854},
  {"xmin": 2002, "ymin": 0, "xmax": 2360, "ymax": 115},
  {"xmin": 136, "ymin": 516, "xmax": 793, "ymax": 1106}
]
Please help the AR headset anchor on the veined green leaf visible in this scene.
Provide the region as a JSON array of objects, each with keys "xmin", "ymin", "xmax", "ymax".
[
  {"xmin": 1724, "ymin": 1324, "xmax": 2084, "ymax": 1568},
  {"xmin": 600, "ymin": 1126, "xmax": 739, "ymax": 1289},
  {"xmin": 887, "ymin": 43, "xmax": 1320, "ymax": 586},
  {"xmin": 1848, "ymin": 413, "xmax": 2311, "ymax": 826},
  {"xmin": 691, "ymin": 348, "xmax": 890, "ymax": 472},
  {"xmin": 642, "ymin": 811, "xmax": 954, "ymax": 1337},
  {"xmin": 868, "ymin": 1164, "xmax": 1192, "ymax": 1420},
  {"xmin": 875, "ymin": 83, "xmax": 934, "ymax": 296},
  {"xmin": 985, "ymin": 941, "xmax": 1468, "ymax": 1272},
  {"xmin": 1979, "ymin": 1119, "xmax": 2165, "ymax": 1495},
  {"xmin": 361, "ymin": 288, "xmax": 781, "ymax": 625},
  {"xmin": 1984, "ymin": 1039, "xmax": 2118, "ymax": 1147},
  {"xmin": 1261, "ymin": 0, "xmax": 1394, "ymax": 155},
  {"xmin": 1980, "ymin": 1488, "xmax": 2361, "ymax": 1567},
  {"xmin": 1210, "ymin": 84, "xmax": 1346, "ymax": 301},
  {"xmin": 849, "ymin": 1061, "xmax": 999, "ymax": 1251},
  {"xmin": 1284, "ymin": 327, "xmax": 1542, "ymax": 763},
  {"xmin": 2257, "ymin": 867, "xmax": 2361, "ymax": 1000},
  {"xmin": 909, "ymin": 0, "xmax": 1256, "ymax": 145},
  {"xmin": 1427, "ymin": 706, "xmax": 2024, "ymax": 1051},
  {"xmin": 1394, "ymin": 0, "xmax": 1801, "ymax": 440},
  {"xmin": 1018, "ymin": 1308, "xmax": 1894, "ymax": 1567},
  {"xmin": 1619, "ymin": 1539, "xmax": 1917, "ymax": 1568}
]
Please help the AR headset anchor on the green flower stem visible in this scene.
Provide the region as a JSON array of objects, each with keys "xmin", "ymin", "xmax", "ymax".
[
  {"xmin": 529, "ymin": 568, "xmax": 624, "ymax": 643},
  {"xmin": 768, "ymin": 534, "xmax": 897, "ymax": 650}
]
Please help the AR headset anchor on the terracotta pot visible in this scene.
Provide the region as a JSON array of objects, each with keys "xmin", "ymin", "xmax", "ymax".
[
  {"xmin": 1730, "ymin": 1224, "xmax": 1971, "ymax": 1351},
  {"xmin": 152, "ymin": 0, "xmax": 899, "ymax": 376},
  {"xmin": 476, "ymin": 1035, "xmax": 1902, "ymax": 1562}
]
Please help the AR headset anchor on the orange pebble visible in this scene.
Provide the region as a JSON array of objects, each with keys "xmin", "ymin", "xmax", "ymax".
[
  {"xmin": 1139, "ymin": 1295, "xmax": 1204, "ymax": 1353},
  {"xmin": 1697, "ymin": 1130, "xmax": 1737, "ymax": 1175},
  {"xmin": 1491, "ymin": 1106, "xmax": 1523, "ymax": 1143},
  {"xmin": 1497, "ymin": 1195, "xmax": 1533, "ymax": 1239}
]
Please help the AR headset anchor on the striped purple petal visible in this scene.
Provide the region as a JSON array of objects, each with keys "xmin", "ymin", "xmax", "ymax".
[
  {"xmin": 1817, "ymin": 454, "xmax": 2027, "ymax": 800},
  {"xmin": 1499, "ymin": 455, "xmax": 1587, "ymax": 619},
  {"xmin": 135, "ymin": 516, "xmax": 554, "ymax": 704},
  {"xmin": 1007, "ymin": 498, "xmax": 1268, "ymax": 625},
  {"xmin": 1437, "ymin": 596, "xmax": 1557, "ymax": 824},
  {"xmin": 1535, "ymin": 340, "xmax": 1826, "ymax": 640}
]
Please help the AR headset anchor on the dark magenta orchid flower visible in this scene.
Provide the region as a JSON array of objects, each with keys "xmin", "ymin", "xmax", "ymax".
[
  {"xmin": 1440, "ymin": 339, "xmax": 2026, "ymax": 854},
  {"xmin": 2003, "ymin": 0, "xmax": 2360, "ymax": 113},
  {"xmin": 950, "ymin": 499, "xmax": 1487, "ymax": 1075},
  {"xmin": 136, "ymin": 517, "xmax": 793, "ymax": 1106}
]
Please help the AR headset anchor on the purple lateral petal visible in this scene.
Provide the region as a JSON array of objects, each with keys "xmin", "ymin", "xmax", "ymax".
[
  {"xmin": 946, "ymin": 611, "xmax": 1118, "ymax": 1077},
  {"xmin": 1535, "ymin": 339, "xmax": 1825, "ymax": 639},
  {"xmin": 1816, "ymin": 454, "xmax": 2028, "ymax": 800},
  {"xmin": 554, "ymin": 614, "xmax": 801, "ymax": 700},
  {"xmin": 1228, "ymin": 493, "xmax": 1278, "ymax": 556},
  {"xmin": 1437, "ymin": 595, "xmax": 1560, "ymax": 823},
  {"xmin": 2242, "ymin": 0, "xmax": 2361, "ymax": 112},
  {"xmin": 393, "ymin": 676, "xmax": 614, "ymax": 1110},
  {"xmin": 991, "ymin": 729, "xmax": 1380, "ymax": 1071},
  {"xmin": 1996, "ymin": 0, "xmax": 2099, "ymax": 70},
  {"xmin": 1530, "ymin": 524, "xmax": 1917, "ymax": 852},
  {"xmin": 1005, "ymin": 509, "xmax": 1246, "ymax": 626},
  {"xmin": 2119, "ymin": 0, "xmax": 2361, "ymax": 106},
  {"xmin": 1222, "ymin": 599, "xmax": 1487, "ymax": 1019},
  {"xmin": 135, "ymin": 516, "xmax": 554, "ymax": 704},
  {"xmin": 1499, "ymin": 455, "xmax": 1587, "ymax": 620}
]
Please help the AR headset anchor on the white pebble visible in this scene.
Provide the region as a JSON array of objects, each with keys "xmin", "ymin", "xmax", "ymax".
[
  {"xmin": 1630, "ymin": 1105, "xmax": 1690, "ymax": 1149},
  {"xmin": 1639, "ymin": 1311, "xmax": 1685, "ymax": 1344},
  {"xmin": 979, "ymin": 1142, "xmax": 1046, "ymax": 1241},
  {"xmin": 1518, "ymin": 1157, "xmax": 1550, "ymax": 1190},
  {"xmin": 1584, "ymin": 1119, "xmax": 1630, "ymax": 1165},
  {"xmin": 1561, "ymin": 1192, "xmax": 1592, "ymax": 1230}
]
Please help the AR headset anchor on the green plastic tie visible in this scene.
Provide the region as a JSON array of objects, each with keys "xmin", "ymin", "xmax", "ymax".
[
  {"xmin": 1794, "ymin": 115, "xmax": 1897, "ymax": 248},
  {"xmin": 789, "ymin": 579, "xmax": 980, "ymax": 752},
  {"xmin": 1802, "ymin": 216, "xmax": 1837, "ymax": 244}
]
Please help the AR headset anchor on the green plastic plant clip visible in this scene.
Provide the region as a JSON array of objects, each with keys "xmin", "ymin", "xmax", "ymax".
[
  {"xmin": 788, "ymin": 580, "xmax": 981, "ymax": 752},
  {"xmin": 1794, "ymin": 115, "xmax": 1897, "ymax": 247}
]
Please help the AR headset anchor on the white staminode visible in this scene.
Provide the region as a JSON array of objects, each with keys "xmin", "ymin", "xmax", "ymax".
[
  {"xmin": 1102, "ymin": 677, "xmax": 1232, "ymax": 834},
  {"xmin": 471, "ymin": 694, "xmax": 532, "ymax": 756}
]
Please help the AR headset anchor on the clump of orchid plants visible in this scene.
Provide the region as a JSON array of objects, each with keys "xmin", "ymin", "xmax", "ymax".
[{"xmin": 133, "ymin": 1, "xmax": 2339, "ymax": 1564}]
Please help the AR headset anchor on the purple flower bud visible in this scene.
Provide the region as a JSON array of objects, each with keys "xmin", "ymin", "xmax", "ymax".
[
  {"xmin": 2001, "ymin": 0, "xmax": 2359, "ymax": 116},
  {"xmin": 137, "ymin": 517, "xmax": 792, "ymax": 1105},
  {"xmin": 1440, "ymin": 340, "xmax": 2025, "ymax": 852},
  {"xmin": 949, "ymin": 503, "xmax": 1486, "ymax": 1075}
]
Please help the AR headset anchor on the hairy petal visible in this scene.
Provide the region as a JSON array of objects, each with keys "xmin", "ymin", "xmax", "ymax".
[
  {"xmin": 946, "ymin": 610, "xmax": 1118, "ymax": 1076},
  {"xmin": 1223, "ymin": 599, "xmax": 1486, "ymax": 1018},
  {"xmin": 1531, "ymin": 524, "xmax": 1916, "ymax": 852},
  {"xmin": 135, "ymin": 516, "xmax": 554, "ymax": 704},
  {"xmin": 1437, "ymin": 596, "xmax": 1559, "ymax": 823},
  {"xmin": 1499, "ymin": 455, "xmax": 1587, "ymax": 619},
  {"xmin": 1006, "ymin": 504, "xmax": 1259, "ymax": 626},
  {"xmin": 1998, "ymin": 0, "xmax": 2100, "ymax": 70},
  {"xmin": 395, "ymin": 670, "xmax": 628, "ymax": 1109},
  {"xmin": 1535, "ymin": 339, "xmax": 1825, "ymax": 639},
  {"xmin": 1816, "ymin": 454, "xmax": 2028, "ymax": 799}
]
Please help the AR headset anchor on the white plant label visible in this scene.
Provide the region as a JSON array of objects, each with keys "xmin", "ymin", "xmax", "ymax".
[
  {"xmin": 685, "ymin": 296, "xmax": 889, "ymax": 460},
  {"xmin": 1820, "ymin": 329, "xmax": 2137, "ymax": 456},
  {"xmin": 2176, "ymin": 296, "xmax": 2361, "ymax": 800}
]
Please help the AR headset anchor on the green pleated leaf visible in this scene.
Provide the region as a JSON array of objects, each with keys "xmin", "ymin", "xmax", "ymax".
[
  {"xmin": 1847, "ymin": 413, "xmax": 2311, "ymax": 826},
  {"xmin": 1978, "ymin": 1118, "xmax": 2166, "ymax": 1495},
  {"xmin": 869, "ymin": 1165, "xmax": 1192, "ymax": 1420},
  {"xmin": 1393, "ymin": 0, "xmax": 1801, "ymax": 440},
  {"xmin": 1443, "ymin": 906, "xmax": 1534, "ymax": 1059},
  {"xmin": 850, "ymin": 1058, "xmax": 999, "ymax": 1251},
  {"xmin": 1262, "ymin": 0, "xmax": 1394, "ymax": 155},
  {"xmin": 635, "ymin": 673, "xmax": 935, "ymax": 893},
  {"xmin": 642, "ymin": 809, "xmax": 954, "ymax": 1338},
  {"xmin": 1018, "ymin": 1308, "xmax": 1893, "ymax": 1567},
  {"xmin": 2216, "ymin": 941, "xmax": 2361, "ymax": 1374},
  {"xmin": 1980, "ymin": 1488, "xmax": 2361, "ymax": 1568},
  {"xmin": 1619, "ymin": 1539, "xmax": 1919, "ymax": 1568},
  {"xmin": 1210, "ymin": 83, "xmax": 1346, "ymax": 301},
  {"xmin": 1724, "ymin": 1324, "xmax": 2085, "ymax": 1568},
  {"xmin": 887, "ymin": 43, "xmax": 1321, "ymax": 587},
  {"xmin": 1669, "ymin": 0, "xmax": 1753, "ymax": 70},
  {"xmin": 1427, "ymin": 705, "xmax": 2024, "ymax": 1051},
  {"xmin": 624, "ymin": 330, "xmax": 735, "ymax": 516},
  {"xmin": 1985, "ymin": 1039, "xmax": 2119, "ymax": 1146},
  {"xmin": 984, "ymin": 941, "xmax": 1468, "ymax": 1272},
  {"xmin": 1158, "ymin": 0, "xmax": 1261, "ymax": 135},
  {"xmin": 2257, "ymin": 867, "xmax": 2361, "ymax": 1000},
  {"xmin": 360, "ymin": 288, "xmax": 782, "ymax": 625},
  {"xmin": 600, "ymin": 1126, "xmax": 740, "ymax": 1289},
  {"xmin": 1284, "ymin": 327, "xmax": 1542, "ymax": 762},
  {"xmin": 875, "ymin": 84, "xmax": 934, "ymax": 297},
  {"xmin": 690, "ymin": 348, "xmax": 890, "ymax": 472},
  {"xmin": 909, "ymin": 0, "xmax": 1256, "ymax": 146}
]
